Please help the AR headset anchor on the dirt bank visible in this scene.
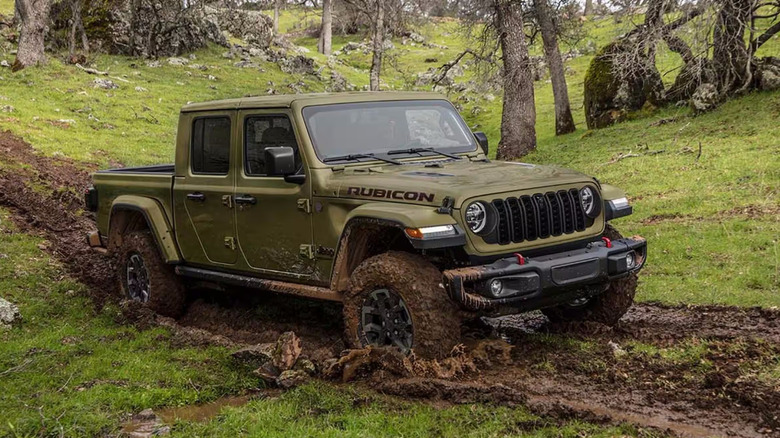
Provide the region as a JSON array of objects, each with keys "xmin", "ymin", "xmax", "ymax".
[{"xmin": 1, "ymin": 132, "xmax": 778, "ymax": 437}]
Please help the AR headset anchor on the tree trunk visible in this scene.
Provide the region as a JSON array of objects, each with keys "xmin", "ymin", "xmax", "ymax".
[
  {"xmin": 535, "ymin": 0, "xmax": 575, "ymax": 135},
  {"xmin": 712, "ymin": 0, "xmax": 751, "ymax": 93},
  {"xmin": 318, "ymin": 0, "xmax": 332, "ymax": 56},
  {"xmin": 273, "ymin": 0, "xmax": 280, "ymax": 35},
  {"xmin": 584, "ymin": 0, "xmax": 593, "ymax": 15},
  {"xmin": 68, "ymin": 0, "xmax": 89, "ymax": 60},
  {"xmin": 13, "ymin": 0, "xmax": 51, "ymax": 71},
  {"xmin": 495, "ymin": 0, "xmax": 536, "ymax": 159},
  {"xmin": 369, "ymin": 0, "xmax": 385, "ymax": 91}
]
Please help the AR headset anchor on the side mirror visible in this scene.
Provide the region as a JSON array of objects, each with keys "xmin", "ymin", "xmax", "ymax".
[
  {"xmin": 474, "ymin": 131, "xmax": 489, "ymax": 155},
  {"xmin": 264, "ymin": 147, "xmax": 296, "ymax": 177}
]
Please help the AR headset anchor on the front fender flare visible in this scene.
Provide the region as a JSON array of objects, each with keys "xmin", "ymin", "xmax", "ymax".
[{"xmin": 109, "ymin": 195, "xmax": 181, "ymax": 263}]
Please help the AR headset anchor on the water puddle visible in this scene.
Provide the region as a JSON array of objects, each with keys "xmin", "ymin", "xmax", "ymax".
[
  {"xmin": 157, "ymin": 394, "xmax": 254, "ymax": 423},
  {"xmin": 120, "ymin": 393, "xmax": 264, "ymax": 437}
]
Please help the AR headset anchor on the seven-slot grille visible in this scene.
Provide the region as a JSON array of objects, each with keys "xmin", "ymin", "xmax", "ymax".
[{"xmin": 490, "ymin": 189, "xmax": 588, "ymax": 245}]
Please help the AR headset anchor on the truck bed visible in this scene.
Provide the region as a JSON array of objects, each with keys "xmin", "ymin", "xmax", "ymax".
[{"xmin": 91, "ymin": 164, "xmax": 176, "ymax": 237}]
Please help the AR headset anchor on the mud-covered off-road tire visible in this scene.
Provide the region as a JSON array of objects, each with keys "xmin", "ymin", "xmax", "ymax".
[
  {"xmin": 343, "ymin": 251, "xmax": 461, "ymax": 359},
  {"xmin": 115, "ymin": 231, "xmax": 186, "ymax": 318},
  {"xmin": 542, "ymin": 224, "xmax": 638, "ymax": 326}
]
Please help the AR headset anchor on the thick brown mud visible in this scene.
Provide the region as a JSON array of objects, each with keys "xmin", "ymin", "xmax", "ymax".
[{"xmin": 2, "ymin": 132, "xmax": 779, "ymax": 437}]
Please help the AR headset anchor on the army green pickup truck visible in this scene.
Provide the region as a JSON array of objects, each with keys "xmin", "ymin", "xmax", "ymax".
[{"xmin": 86, "ymin": 92, "xmax": 646, "ymax": 358}]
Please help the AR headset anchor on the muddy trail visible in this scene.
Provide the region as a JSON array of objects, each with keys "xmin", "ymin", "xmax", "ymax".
[{"xmin": 1, "ymin": 132, "xmax": 779, "ymax": 437}]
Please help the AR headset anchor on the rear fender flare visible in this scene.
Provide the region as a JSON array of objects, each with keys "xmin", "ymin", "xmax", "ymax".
[{"xmin": 109, "ymin": 195, "xmax": 181, "ymax": 264}]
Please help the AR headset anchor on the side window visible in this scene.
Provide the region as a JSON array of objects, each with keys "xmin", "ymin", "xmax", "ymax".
[
  {"xmin": 191, "ymin": 117, "xmax": 231, "ymax": 175},
  {"xmin": 245, "ymin": 115, "xmax": 300, "ymax": 176}
]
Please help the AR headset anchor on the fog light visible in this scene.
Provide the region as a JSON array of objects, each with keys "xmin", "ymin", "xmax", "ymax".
[
  {"xmin": 489, "ymin": 279, "xmax": 504, "ymax": 297},
  {"xmin": 626, "ymin": 251, "xmax": 636, "ymax": 269}
]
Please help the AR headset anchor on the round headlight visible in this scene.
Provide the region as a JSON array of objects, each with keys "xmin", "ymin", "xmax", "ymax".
[
  {"xmin": 465, "ymin": 202, "xmax": 487, "ymax": 233},
  {"xmin": 579, "ymin": 186, "xmax": 601, "ymax": 218}
]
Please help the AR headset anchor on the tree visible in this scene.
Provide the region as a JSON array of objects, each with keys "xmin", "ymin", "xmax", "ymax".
[
  {"xmin": 68, "ymin": 0, "xmax": 89, "ymax": 60},
  {"xmin": 369, "ymin": 0, "xmax": 385, "ymax": 90},
  {"xmin": 534, "ymin": 0, "xmax": 575, "ymax": 135},
  {"xmin": 318, "ymin": 0, "xmax": 333, "ymax": 55},
  {"xmin": 495, "ymin": 0, "xmax": 536, "ymax": 158},
  {"xmin": 13, "ymin": 0, "xmax": 52, "ymax": 70},
  {"xmin": 583, "ymin": 0, "xmax": 593, "ymax": 15},
  {"xmin": 273, "ymin": 0, "xmax": 282, "ymax": 34}
]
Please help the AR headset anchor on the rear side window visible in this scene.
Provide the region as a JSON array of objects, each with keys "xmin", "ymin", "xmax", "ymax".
[{"xmin": 191, "ymin": 117, "xmax": 231, "ymax": 175}]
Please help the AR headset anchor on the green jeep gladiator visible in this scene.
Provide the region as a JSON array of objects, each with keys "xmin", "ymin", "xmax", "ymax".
[{"xmin": 86, "ymin": 92, "xmax": 646, "ymax": 358}]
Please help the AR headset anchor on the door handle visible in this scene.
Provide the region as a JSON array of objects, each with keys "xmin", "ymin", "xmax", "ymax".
[
  {"xmin": 234, "ymin": 194, "xmax": 257, "ymax": 205},
  {"xmin": 187, "ymin": 192, "xmax": 205, "ymax": 202}
]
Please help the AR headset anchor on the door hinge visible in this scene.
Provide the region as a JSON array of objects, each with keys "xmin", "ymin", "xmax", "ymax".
[
  {"xmin": 297, "ymin": 199, "xmax": 311, "ymax": 214},
  {"xmin": 222, "ymin": 195, "xmax": 233, "ymax": 209},
  {"xmin": 299, "ymin": 244, "xmax": 315, "ymax": 259},
  {"xmin": 224, "ymin": 236, "xmax": 236, "ymax": 251}
]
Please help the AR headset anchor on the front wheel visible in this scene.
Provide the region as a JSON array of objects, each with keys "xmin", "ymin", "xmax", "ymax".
[
  {"xmin": 342, "ymin": 251, "xmax": 461, "ymax": 359},
  {"xmin": 115, "ymin": 231, "xmax": 187, "ymax": 318},
  {"xmin": 542, "ymin": 224, "xmax": 638, "ymax": 326}
]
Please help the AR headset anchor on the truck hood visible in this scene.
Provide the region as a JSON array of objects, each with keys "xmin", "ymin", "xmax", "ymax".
[{"xmin": 323, "ymin": 159, "xmax": 596, "ymax": 208}]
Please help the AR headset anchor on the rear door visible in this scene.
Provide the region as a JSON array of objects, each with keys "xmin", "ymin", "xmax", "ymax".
[
  {"xmin": 173, "ymin": 112, "xmax": 238, "ymax": 266},
  {"xmin": 233, "ymin": 109, "xmax": 315, "ymax": 279}
]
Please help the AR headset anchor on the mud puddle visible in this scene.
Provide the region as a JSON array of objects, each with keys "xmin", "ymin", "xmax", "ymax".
[{"xmin": 2, "ymin": 132, "xmax": 779, "ymax": 437}]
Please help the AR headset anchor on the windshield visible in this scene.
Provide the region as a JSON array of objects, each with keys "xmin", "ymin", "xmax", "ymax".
[{"xmin": 302, "ymin": 100, "xmax": 477, "ymax": 162}]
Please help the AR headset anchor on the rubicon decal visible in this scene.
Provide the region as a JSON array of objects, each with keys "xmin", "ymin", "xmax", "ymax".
[{"xmin": 346, "ymin": 187, "xmax": 435, "ymax": 203}]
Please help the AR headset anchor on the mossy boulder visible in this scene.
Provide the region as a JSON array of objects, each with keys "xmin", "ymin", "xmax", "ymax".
[{"xmin": 583, "ymin": 42, "xmax": 661, "ymax": 129}]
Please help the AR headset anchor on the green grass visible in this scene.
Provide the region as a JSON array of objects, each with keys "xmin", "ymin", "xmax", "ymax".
[
  {"xmin": 167, "ymin": 382, "xmax": 647, "ymax": 438},
  {"xmin": 0, "ymin": 209, "xmax": 258, "ymax": 436}
]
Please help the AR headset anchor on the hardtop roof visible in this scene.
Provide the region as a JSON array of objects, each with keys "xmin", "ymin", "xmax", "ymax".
[{"xmin": 180, "ymin": 91, "xmax": 448, "ymax": 113}]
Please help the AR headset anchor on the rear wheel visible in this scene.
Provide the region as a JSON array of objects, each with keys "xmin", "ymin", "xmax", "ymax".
[
  {"xmin": 116, "ymin": 231, "xmax": 186, "ymax": 318},
  {"xmin": 542, "ymin": 224, "xmax": 638, "ymax": 326},
  {"xmin": 343, "ymin": 251, "xmax": 461, "ymax": 359}
]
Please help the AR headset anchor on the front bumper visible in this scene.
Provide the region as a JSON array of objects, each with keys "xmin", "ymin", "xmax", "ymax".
[{"xmin": 442, "ymin": 235, "xmax": 647, "ymax": 312}]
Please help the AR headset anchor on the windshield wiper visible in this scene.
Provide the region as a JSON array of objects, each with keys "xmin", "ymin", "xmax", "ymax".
[
  {"xmin": 387, "ymin": 147, "xmax": 463, "ymax": 160},
  {"xmin": 322, "ymin": 153, "xmax": 402, "ymax": 165}
]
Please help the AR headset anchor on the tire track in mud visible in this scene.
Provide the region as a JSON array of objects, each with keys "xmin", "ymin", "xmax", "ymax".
[{"xmin": 1, "ymin": 132, "xmax": 778, "ymax": 437}]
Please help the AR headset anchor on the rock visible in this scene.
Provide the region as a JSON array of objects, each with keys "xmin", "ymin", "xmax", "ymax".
[
  {"xmin": 0, "ymin": 297, "xmax": 21, "ymax": 329},
  {"xmin": 93, "ymin": 78, "xmax": 118, "ymax": 89},
  {"xmin": 167, "ymin": 57, "xmax": 189, "ymax": 66},
  {"xmin": 667, "ymin": 58, "xmax": 716, "ymax": 103},
  {"xmin": 273, "ymin": 331, "xmax": 301, "ymax": 371},
  {"xmin": 1, "ymin": 105, "xmax": 13, "ymax": 113},
  {"xmin": 293, "ymin": 358, "xmax": 317, "ymax": 376},
  {"xmin": 279, "ymin": 55, "xmax": 316, "ymax": 75},
  {"xmin": 209, "ymin": 7, "xmax": 273, "ymax": 49},
  {"xmin": 105, "ymin": 3, "xmax": 227, "ymax": 58},
  {"xmin": 145, "ymin": 60, "xmax": 161, "ymax": 68},
  {"xmin": 689, "ymin": 83, "xmax": 719, "ymax": 113},
  {"xmin": 329, "ymin": 70, "xmax": 349, "ymax": 92},
  {"xmin": 234, "ymin": 60, "xmax": 259, "ymax": 69},
  {"xmin": 134, "ymin": 86, "xmax": 148, "ymax": 92},
  {"xmin": 608, "ymin": 341, "xmax": 627, "ymax": 358},
  {"xmin": 0, "ymin": 60, "xmax": 8, "ymax": 68},
  {"xmin": 405, "ymin": 31, "xmax": 426, "ymax": 44},
  {"xmin": 252, "ymin": 361, "xmax": 281, "ymax": 385},
  {"xmin": 583, "ymin": 41, "xmax": 662, "ymax": 129},
  {"xmin": 232, "ymin": 343, "xmax": 275, "ymax": 368},
  {"xmin": 122, "ymin": 408, "xmax": 170, "ymax": 437},
  {"xmin": 276, "ymin": 369, "xmax": 309, "ymax": 389},
  {"xmin": 756, "ymin": 57, "xmax": 780, "ymax": 91}
]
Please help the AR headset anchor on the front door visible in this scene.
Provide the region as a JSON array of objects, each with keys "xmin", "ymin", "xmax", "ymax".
[
  {"xmin": 233, "ymin": 110, "xmax": 314, "ymax": 279},
  {"xmin": 173, "ymin": 113, "xmax": 238, "ymax": 266}
]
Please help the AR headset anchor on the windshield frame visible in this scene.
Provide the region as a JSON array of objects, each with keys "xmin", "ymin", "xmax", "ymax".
[{"xmin": 301, "ymin": 99, "xmax": 478, "ymax": 165}]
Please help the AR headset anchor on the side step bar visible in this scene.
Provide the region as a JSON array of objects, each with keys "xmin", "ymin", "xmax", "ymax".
[{"xmin": 175, "ymin": 266, "xmax": 343, "ymax": 302}]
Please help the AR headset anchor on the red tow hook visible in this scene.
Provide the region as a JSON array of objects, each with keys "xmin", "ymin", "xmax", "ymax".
[
  {"xmin": 602, "ymin": 236, "xmax": 612, "ymax": 248},
  {"xmin": 514, "ymin": 253, "xmax": 526, "ymax": 265}
]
